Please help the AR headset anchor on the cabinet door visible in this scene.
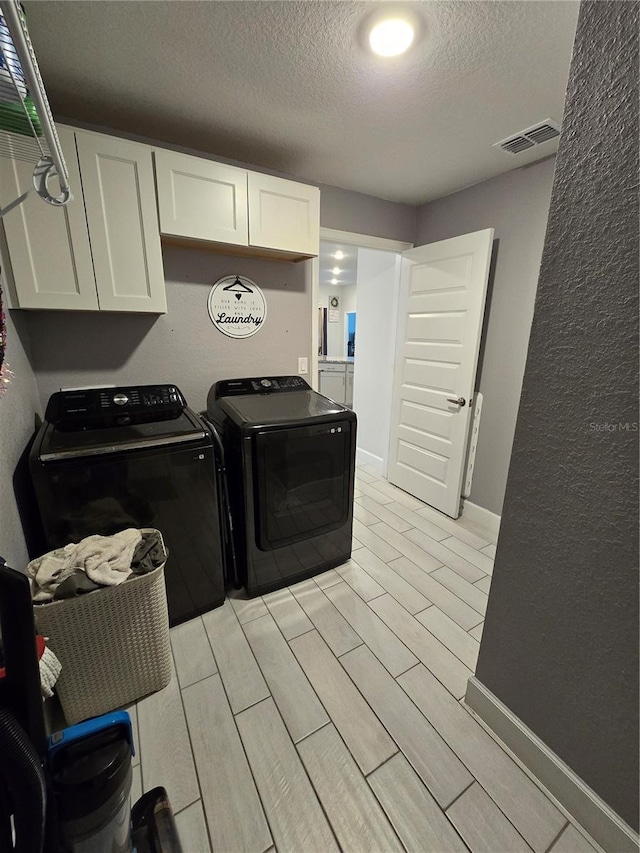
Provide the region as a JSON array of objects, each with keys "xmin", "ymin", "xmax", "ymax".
[
  {"xmin": 0, "ymin": 126, "xmax": 98, "ymax": 310},
  {"xmin": 155, "ymin": 149, "xmax": 248, "ymax": 246},
  {"xmin": 248, "ymin": 173, "xmax": 320, "ymax": 256},
  {"xmin": 319, "ymin": 370, "xmax": 346, "ymax": 405},
  {"xmin": 76, "ymin": 132, "xmax": 166, "ymax": 313},
  {"xmin": 346, "ymin": 368, "xmax": 354, "ymax": 408}
]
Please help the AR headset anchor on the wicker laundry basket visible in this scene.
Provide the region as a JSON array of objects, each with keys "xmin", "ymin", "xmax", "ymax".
[{"xmin": 33, "ymin": 529, "xmax": 172, "ymax": 725}]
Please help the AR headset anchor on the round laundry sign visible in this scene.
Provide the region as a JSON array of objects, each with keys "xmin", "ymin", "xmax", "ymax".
[{"xmin": 208, "ymin": 275, "xmax": 267, "ymax": 339}]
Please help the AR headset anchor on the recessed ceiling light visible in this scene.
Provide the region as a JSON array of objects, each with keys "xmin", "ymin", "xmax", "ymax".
[
  {"xmin": 334, "ymin": 250, "xmax": 345, "ymax": 260},
  {"xmin": 331, "ymin": 278, "xmax": 338, "ymax": 285},
  {"xmin": 369, "ymin": 18, "xmax": 414, "ymax": 57},
  {"xmin": 332, "ymin": 267, "xmax": 341, "ymax": 275}
]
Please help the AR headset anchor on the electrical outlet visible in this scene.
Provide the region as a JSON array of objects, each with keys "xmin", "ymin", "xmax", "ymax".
[{"xmin": 298, "ymin": 357, "xmax": 308, "ymax": 374}]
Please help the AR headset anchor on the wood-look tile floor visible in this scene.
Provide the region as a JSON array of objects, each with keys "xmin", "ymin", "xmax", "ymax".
[{"xmin": 130, "ymin": 466, "xmax": 601, "ymax": 853}]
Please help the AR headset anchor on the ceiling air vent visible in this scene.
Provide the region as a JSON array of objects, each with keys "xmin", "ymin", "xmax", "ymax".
[
  {"xmin": 500, "ymin": 135, "xmax": 535, "ymax": 154},
  {"xmin": 494, "ymin": 119, "xmax": 561, "ymax": 155}
]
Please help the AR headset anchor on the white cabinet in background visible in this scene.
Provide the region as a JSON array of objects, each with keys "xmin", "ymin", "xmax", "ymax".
[
  {"xmin": 320, "ymin": 371, "xmax": 346, "ymax": 404},
  {"xmin": 248, "ymin": 172, "xmax": 320, "ymax": 257},
  {"xmin": 77, "ymin": 132, "xmax": 166, "ymax": 313},
  {"xmin": 319, "ymin": 362, "xmax": 347, "ymax": 404},
  {"xmin": 154, "ymin": 150, "xmax": 248, "ymax": 246},
  {"xmin": 345, "ymin": 364, "xmax": 354, "ymax": 409},
  {"xmin": 0, "ymin": 125, "xmax": 98, "ymax": 310},
  {"xmin": 319, "ymin": 362, "xmax": 355, "ymax": 407},
  {"xmin": 1, "ymin": 128, "xmax": 166, "ymax": 313}
]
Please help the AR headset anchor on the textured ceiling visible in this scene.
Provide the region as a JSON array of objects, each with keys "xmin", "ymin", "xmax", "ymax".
[{"xmin": 24, "ymin": 1, "xmax": 579, "ymax": 205}]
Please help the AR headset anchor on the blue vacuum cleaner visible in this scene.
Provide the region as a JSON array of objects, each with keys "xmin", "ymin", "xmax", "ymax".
[{"xmin": 0, "ymin": 559, "xmax": 183, "ymax": 852}]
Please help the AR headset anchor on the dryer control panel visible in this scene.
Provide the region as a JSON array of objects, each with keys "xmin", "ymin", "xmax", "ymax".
[{"xmin": 214, "ymin": 376, "xmax": 310, "ymax": 398}]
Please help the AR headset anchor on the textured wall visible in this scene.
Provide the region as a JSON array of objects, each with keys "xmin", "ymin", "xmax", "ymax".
[
  {"xmin": 415, "ymin": 158, "xmax": 556, "ymax": 516},
  {"xmin": 476, "ymin": 0, "xmax": 639, "ymax": 830},
  {"xmin": 23, "ymin": 248, "xmax": 310, "ymax": 412},
  {"xmin": 0, "ymin": 299, "xmax": 41, "ymax": 569}
]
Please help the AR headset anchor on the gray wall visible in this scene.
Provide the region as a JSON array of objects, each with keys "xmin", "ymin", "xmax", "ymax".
[
  {"xmin": 320, "ymin": 183, "xmax": 416, "ymax": 244},
  {"xmin": 415, "ymin": 157, "xmax": 556, "ymax": 516},
  {"xmin": 0, "ymin": 301, "xmax": 41, "ymax": 569},
  {"xmin": 23, "ymin": 248, "xmax": 310, "ymax": 411},
  {"xmin": 476, "ymin": 0, "xmax": 639, "ymax": 831}
]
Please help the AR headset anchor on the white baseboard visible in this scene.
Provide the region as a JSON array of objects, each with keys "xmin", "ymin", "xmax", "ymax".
[
  {"xmin": 461, "ymin": 499, "xmax": 501, "ymax": 540},
  {"xmin": 356, "ymin": 448, "xmax": 386, "ymax": 475},
  {"xmin": 465, "ymin": 677, "xmax": 639, "ymax": 853}
]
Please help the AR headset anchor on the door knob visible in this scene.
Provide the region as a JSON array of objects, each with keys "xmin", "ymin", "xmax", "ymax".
[{"xmin": 446, "ymin": 396, "xmax": 466, "ymax": 407}]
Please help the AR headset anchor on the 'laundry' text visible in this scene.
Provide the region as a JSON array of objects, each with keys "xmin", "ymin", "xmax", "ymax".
[{"xmin": 215, "ymin": 313, "xmax": 263, "ymax": 326}]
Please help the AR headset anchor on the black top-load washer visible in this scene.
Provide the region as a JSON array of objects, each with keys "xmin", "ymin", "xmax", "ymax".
[
  {"xmin": 30, "ymin": 384, "xmax": 226, "ymax": 626},
  {"xmin": 207, "ymin": 375, "xmax": 356, "ymax": 596}
]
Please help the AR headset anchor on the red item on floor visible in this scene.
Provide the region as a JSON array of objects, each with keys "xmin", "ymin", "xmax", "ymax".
[{"xmin": 0, "ymin": 634, "xmax": 46, "ymax": 680}]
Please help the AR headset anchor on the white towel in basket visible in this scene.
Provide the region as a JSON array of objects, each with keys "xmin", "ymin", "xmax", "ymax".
[
  {"xmin": 74, "ymin": 528, "xmax": 141, "ymax": 586},
  {"xmin": 28, "ymin": 543, "xmax": 77, "ymax": 602},
  {"xmin": 39, "ymin": 645, "xmax": 62, "ymax": 699},
  {"xmin": 28, "ymin": 528, "xmax": 142, "ymax": 602}
]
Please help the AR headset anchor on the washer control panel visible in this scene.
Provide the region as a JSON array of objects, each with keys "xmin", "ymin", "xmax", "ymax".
[
  {"xmin": 45, "ymin": 384, "xmax": 186, "ymax": 429},
  {"xmin": 215, "ymin": 376, "xmax": 310, "ymax": 398}
]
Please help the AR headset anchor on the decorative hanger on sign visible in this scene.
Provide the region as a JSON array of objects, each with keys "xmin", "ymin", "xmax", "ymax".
[{"xmin": 223, "ymin": 276, "xmax": 253, "ymax": 294}]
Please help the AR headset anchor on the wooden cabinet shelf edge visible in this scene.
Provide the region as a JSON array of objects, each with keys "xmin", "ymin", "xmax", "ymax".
[{"xmin": 160, "ymin": 233, "xmax": 315, "ymax": 264}]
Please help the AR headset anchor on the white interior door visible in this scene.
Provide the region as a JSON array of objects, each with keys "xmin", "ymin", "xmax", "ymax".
[{"xmin": 387, "ymin": 229, "xmax": 494, "ymax": 518}]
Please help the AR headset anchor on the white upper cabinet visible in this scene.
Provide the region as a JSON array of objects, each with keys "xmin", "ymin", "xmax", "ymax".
[
  {"xmin": 154, "ymin": 151, "xmax": 319, "ymax": 258},
  {"xmin": 76, "ymin": 132, "xmax": 166, "ymax": 313},
  {"xmin": 2, "ymin": 126, "xmax": 320, "ymax": 313},
  {"xmin": 248, "ymin": 172, "xmax": 320, "ymax": 257},
  {"xmin": 0, "ymin": 125, "xmax": 98, "ymax": 310},
  {"xmin": 155, "ymin": 150, "xmax": 248, "ymax": 246},
  {"xmin": 1, "ymin": 127, "xmax": 166, "ymax": 313}
]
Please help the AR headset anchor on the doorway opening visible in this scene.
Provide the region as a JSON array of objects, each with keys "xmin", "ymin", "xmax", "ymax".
[
  {"xmin": 315, "ymin": 233, "xmax": 409, "ymax": 476},
  {"xmin": 317, "ymin": 239, "xmax": 359, "ymax": 410}
]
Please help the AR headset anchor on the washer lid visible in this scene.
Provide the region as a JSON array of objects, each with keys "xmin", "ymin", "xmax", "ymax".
[
  {"xmin": 39, "ymin": 409, "xmax": 208, "ymax": 462},
  {"xmin": 219, "ymin": 389, "xmax": 348, "ymax": 426}
]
